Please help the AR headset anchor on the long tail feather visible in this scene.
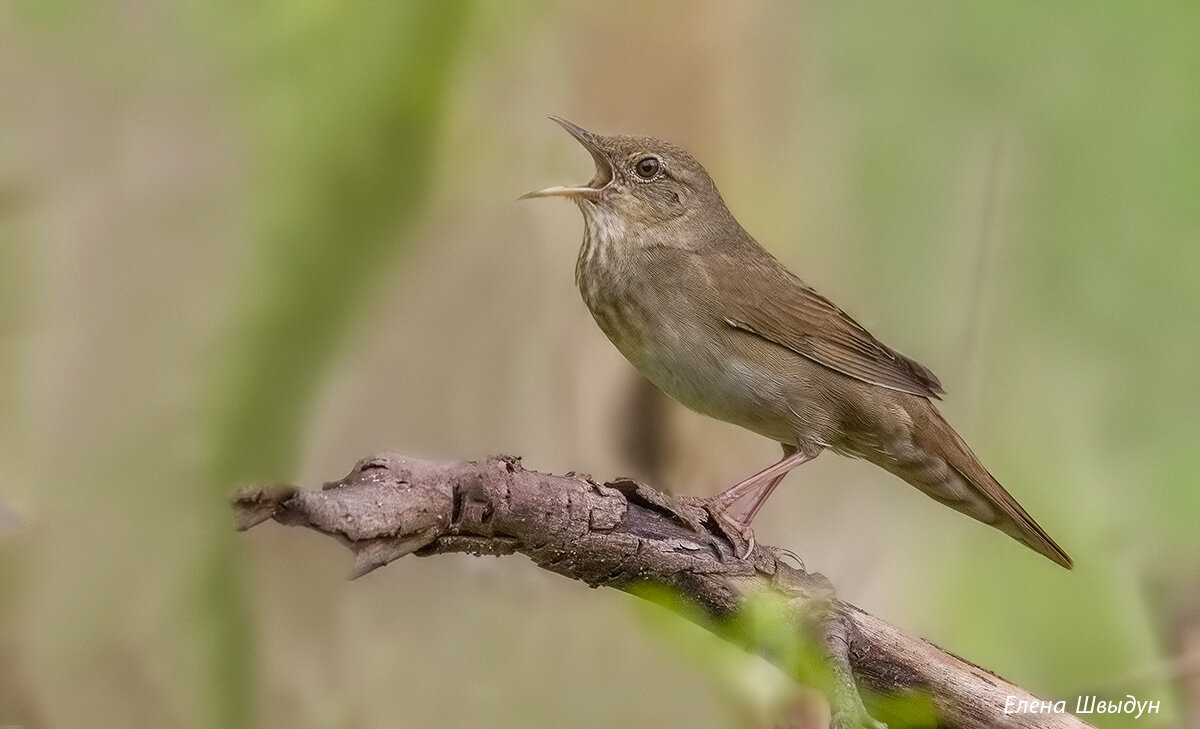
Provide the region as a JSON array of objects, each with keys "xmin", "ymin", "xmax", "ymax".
[{"xmin": 893, "ymin": 403, "xmax": 1073, "ymax": 569}]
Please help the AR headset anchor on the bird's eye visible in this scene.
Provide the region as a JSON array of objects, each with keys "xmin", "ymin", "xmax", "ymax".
[{"xmin": 634, "ymin": 156, "xmax": 661, "ymax": 179}]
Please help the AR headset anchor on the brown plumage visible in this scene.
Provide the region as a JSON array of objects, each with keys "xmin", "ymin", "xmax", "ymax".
[{"xmin": 523, "ymin": 117, "xmax": 1072, "ymax": 569}]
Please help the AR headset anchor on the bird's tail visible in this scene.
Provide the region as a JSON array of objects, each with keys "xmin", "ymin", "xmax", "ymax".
[{"xmin": 888, "ymin": 403, "xmax": 1073, "ymax": 569}]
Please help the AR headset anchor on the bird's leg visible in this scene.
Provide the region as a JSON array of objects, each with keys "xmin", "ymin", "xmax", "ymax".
[
  {"xmin": 703, "ymin": 445, "xmax": 812, "ymax": 558},
  {"xmin": 738, "ymin": 470, "xmax": 789, "ymax": 526},
  {"xmin": 709, "ymin": 445, "xmax": 808, "ymax": 511},
  {"xmin": 739, "ymin": 443, "xmax": 801, "ymax": 526}
]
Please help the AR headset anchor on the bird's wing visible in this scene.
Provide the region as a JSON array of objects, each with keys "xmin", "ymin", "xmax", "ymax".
[{"xmin": 711, "ymin": 253, "xmax": 945, "ymax": 398}]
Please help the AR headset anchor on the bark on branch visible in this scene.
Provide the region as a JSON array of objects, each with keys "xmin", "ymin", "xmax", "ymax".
[{"xmin": 232, "ymin": 453, "xmax": 1092, "ymax": 729}]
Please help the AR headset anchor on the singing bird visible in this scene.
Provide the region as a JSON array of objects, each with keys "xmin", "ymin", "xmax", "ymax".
[{"xmin": 522, "ymin": 117, "xmax": 1071, "ymax": 568}]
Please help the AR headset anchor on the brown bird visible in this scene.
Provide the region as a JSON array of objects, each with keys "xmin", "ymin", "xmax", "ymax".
[{"xmin": 522, "ymin": 117, "xmax": 1072, "ymax": 569}]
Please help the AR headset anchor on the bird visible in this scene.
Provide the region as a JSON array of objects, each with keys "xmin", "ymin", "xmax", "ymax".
[{"xmin": 521, "ymin": 116, "xmax": 1072, "ymax": 569}]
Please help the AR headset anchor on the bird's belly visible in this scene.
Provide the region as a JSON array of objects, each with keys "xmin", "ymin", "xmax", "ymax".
[{"xmin": 597, "ymin": 309, "xmax": 798, "ymax": 444}]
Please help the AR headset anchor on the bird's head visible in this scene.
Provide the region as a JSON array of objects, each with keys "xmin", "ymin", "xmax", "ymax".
[{"xmin": 521, "ymin": 117, "xmax": 728, "ymax": 232}]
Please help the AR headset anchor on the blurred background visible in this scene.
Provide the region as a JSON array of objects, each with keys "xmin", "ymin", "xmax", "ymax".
[{"xmin": 2, "ymin": 1, "xmax": 1198, "ymax": 727}]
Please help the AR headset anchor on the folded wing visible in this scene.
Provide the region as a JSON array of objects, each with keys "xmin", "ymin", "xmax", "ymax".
[{"xmin": 712, "ymin": 253, "xmax": 944, "ymax": 399}]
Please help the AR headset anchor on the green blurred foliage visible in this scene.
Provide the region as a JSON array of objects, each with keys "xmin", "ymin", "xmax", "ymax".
[
  {"xmin": 634, "ymin": 584, "xmax": 940, "ymax": 728},
  {"xmin": 194, "ymin": 4, "xmax": 475, "ymax": 728},
  {"xmin": 4, "ymin": 2, "xmax": 474, "ymax": 728}
]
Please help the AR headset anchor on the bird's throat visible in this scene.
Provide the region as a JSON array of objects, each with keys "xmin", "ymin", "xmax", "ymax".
[{"xmin": 576, "ymin": 205, "xmax": 629, "ymax": 278}]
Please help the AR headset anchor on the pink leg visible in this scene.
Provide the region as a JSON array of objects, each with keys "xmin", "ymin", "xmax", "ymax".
[
  {"xmin": 710, "ymin": 445, "xmax": 811, "ymax": 511},
  {"xmin": 739, "ymin": 472, "xmax": 787, "ymax": 525},
  {"xmin": 740, "ymin": 445, "xmax": 809, "ymax": 525},
  {"xmin": 703, "ymin": 445, "xmax": 814, "ymax": 559}
]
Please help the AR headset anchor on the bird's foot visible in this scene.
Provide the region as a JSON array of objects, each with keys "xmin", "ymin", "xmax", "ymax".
[
  {"xmin": 679, "ymin": 496, "xmax": 757, "ymax": 559},
  {"xmin": 729, "ymin": 519, "xmax": 756, "ymax": 560}
]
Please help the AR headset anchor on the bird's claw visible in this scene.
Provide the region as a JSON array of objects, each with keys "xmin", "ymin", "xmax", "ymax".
[
  {"xmin": 733, "ymin": 524, "xmax": 755, "ymax": 559},
  {"xmin": 708, "ymin": 501, "xmax": 756, "ymax": 559},
  {"xmin": 773, "ymin": 545, "xmax": 805, "ymax": 570},
  {"xmin": 737, "ymin": 537, "xmax": 755, "ymax": 560}
]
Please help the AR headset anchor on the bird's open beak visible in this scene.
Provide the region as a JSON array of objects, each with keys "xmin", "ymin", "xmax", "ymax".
[{"xmin": 520, "ymin": 116, "xmax": 614, "ymax": 200}]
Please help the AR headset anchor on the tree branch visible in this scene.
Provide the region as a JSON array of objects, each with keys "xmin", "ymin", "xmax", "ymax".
[{"xmin": 232, "ymin": 453, "xmax": 1093, "ymax": 729}]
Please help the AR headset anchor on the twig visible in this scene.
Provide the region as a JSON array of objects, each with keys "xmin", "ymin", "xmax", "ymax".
[{"xmin": 232, "ymin": 452, "xmax": 1093, "ymax": 729}]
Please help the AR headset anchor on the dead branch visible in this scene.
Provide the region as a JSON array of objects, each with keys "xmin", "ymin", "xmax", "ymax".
[{"xmin": 232, "ymin": 453, "xmax": 1093, "ymax": 729}]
